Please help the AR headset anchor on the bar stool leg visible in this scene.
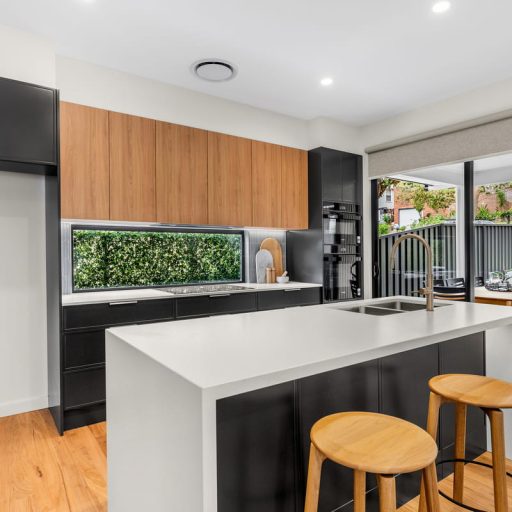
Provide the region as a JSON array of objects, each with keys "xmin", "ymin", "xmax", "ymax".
[
  {"xmin": 422, "ymin": 462, "xmax": 441, "ymax": 512},
  {"xmin": 354, "ymin": 470, "xmax": 366, "ymax": 512},
  {"xmin": 419, "ymin": 392, "xmax": 443, "ymax": 512},
  {"xmin": 453, "ymin": 402, "xmax": 467, "ymax": 502},
  {"xmin": 304, "ymin": 443, "xmax": 325, "ymax": 512},
  {"xmin": 377, "ymin": 474, "xmax": 396, "ymax": 512},
  {"xmin": 487, "ymin": 408, "xmax": 509, "ymax": 512}
]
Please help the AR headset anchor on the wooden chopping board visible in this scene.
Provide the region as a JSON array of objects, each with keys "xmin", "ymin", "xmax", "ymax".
[{"xmin": 260, "ymin": 238, "xmax": 283, "ymax": 277}]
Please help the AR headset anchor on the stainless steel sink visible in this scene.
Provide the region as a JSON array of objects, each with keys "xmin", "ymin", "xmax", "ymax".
[
  {"xmin": 377, "ymin": 300, "xmax": 449, "ymax": 311},
  {"xmin": 341, "ymin": 305, "xmax": 403, "ymax": 316},
  {"xmin": 335, "ymin": 299, "xmax": 451, "ymax": 316}
]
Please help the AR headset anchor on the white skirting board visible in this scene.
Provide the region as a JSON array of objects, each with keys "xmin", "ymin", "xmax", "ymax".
[
  {"xmin": 0, "ymin": 395, "xmax": 48, "ymax": 418},
  {"xmin": 486, "ymin": 325, "xmax": 512, "ymax": 456}
]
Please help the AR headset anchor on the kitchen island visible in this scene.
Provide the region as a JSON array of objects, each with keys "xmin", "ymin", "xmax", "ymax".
[{"xmin": 106, "ymin": 297, "xmax": 512, "ymax": 512}]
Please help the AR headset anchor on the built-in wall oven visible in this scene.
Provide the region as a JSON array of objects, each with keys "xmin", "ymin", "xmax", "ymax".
[{"xmin": 322, "ymin": 201, "xmax": 362, "ymax": 301}]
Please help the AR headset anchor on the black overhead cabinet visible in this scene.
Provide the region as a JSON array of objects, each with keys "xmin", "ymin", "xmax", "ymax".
[
  {"xmin": 287, "ymin": 147, "xmax": 363, "ymax": 303},
  {"xmin": 0, "ymin": 76, "xmax": 58, "ymax": 175}
]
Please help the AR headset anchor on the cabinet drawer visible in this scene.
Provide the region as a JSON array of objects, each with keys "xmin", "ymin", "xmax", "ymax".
[
  {"xmin": 64, "ymin": 367, "xmax": 105, "ymax": 410},
  {"xmin": 176, "ymin": 292, "xmax": 257, "ymax": 319},
  {"xmin": 63, "ymin": 298, "xmax": 175, "ymax": 330},
  {"xmin": 257, "ymin": 287, "xmax": 321, "ymax": 311},
  {"xmin": 64, "ymin": 330, "xmax": 105, "ymax": 369}
]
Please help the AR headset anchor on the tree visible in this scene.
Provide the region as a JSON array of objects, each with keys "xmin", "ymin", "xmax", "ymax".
[
  {"xmin": 377, "ymin": 178, "xmax": 400, "ymax": 198},
  {"xmin": 426, "ymin": 189, "xmax": 456, "ymax": 213},
  {"xmin": 412, "ymin": 188, "xmax": 428, "ymax": 215},
  {"xmin": 396, "ymin": 182, "xmax": 429, "ymax": 216}
]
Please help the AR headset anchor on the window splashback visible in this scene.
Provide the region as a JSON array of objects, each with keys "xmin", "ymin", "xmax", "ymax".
[{"xmin": 71, "ymin": 227, "xmax": 243, "ymax": 292}]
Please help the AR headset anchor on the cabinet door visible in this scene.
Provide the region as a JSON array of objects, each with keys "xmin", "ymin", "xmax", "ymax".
[
  {"xmin": 207, "ymin": 132, "xmax": 252, "ymax": 226},
  {"xmin": 439, "ymin": 333, "xmax": 486, "ymax": 476},
  {"xmin": 281, "ymin": 147, "xmax": 308, "ymax": 229},
  {"xmin": 109, "ymin": 112, "xmax": 156, "ymax": 222},
  {"xmin": 217, "ymin": 382, "xmax": 296, "ymax": 512},
  {"xmin": 0, "ymin": 77, "xmax": 57, "ymax": 165},
  {"xmin": 340, "ymin": 153, "xmax": 361, "ymax": 204},
  {"xmin": 60, "ymin": 102, "xmax": 110, "ymax": 219},
  {"xmin": 175, "ymin": 293, "xmax": 257, "ymax": 319},
  {"xmin": 251, "ymin": 141, "xmax": 282, "ymax": 227},
  {"xmin": 297, "ymin": 362, "xmax": 380, "ymax": 512},
  {"xmin": 156, "ymin": 122, "xmax": 208, "ymax": 225},
  {"xmin": 380, "ymin": 344, "xmax": 439, "ymax": 507}
]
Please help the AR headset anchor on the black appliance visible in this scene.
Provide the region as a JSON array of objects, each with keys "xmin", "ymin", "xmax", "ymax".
[{"xmin": 287, "ymin": 147, "xmax": 363, "ymax": 302}]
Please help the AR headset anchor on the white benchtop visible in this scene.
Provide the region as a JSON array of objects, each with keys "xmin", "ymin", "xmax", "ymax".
[
  {"xmin": 106, "ymin": 296, "xmax": 512, "ymax": 512},
  {"xmin": 107, "ymin": 296, "xmax": 512, "ymax": 399},
  {"xmin": 62, "ymin": 281, "xmax": 321, "ymax": 306}
]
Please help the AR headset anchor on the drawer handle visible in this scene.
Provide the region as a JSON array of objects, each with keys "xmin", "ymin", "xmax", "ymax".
[
  {"xmin": 209, "ymin": 293, "xmax": 231, "ymax": 298},
  {"xmin": 109, "ymin": 301, "xmax": 139, "ymax": 306},
  {"xmin": 284, "ymin": 289, "xmax": 302, "ymax": 292}
]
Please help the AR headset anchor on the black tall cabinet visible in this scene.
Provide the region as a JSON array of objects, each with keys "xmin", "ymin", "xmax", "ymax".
[
  {"xmin": 287, "ymin": 147, "xmax": 363, "ymax": 302},
  {"xmin": 0, "ymin": 76, "xmax": 61, "ymax": 430}
]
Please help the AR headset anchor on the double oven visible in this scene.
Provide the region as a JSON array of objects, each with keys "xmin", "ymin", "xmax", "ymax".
[{"xmin": 322, "ymin": 201, "xmax": 362, "ymax": 301}]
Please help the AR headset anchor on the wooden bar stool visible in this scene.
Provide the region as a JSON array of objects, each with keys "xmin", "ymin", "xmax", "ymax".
[
  {"xmin": 419, "ymin": 374, "xmax": 512, "ymax": 512},
  {"xmin": 304, "ymin": 411, "xmax": 441, "ymax": 512}
]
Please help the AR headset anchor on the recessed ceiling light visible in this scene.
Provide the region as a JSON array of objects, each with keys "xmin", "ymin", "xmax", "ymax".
[
  {"xmin": 320, "ymin": 77, "xmax": 333, "ymax": 86},
  {"xmin": 192, "ymin": 59, "xmax": 238, "ymax": 82},
  {"xmin": 432, "ymin": 1, "xmax": 451, "ymax": 14}
]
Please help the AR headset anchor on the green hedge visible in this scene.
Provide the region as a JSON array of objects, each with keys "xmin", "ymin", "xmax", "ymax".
[{"xmin": 73, "ymin": 230, "xmax": 242, "ymax": 291}]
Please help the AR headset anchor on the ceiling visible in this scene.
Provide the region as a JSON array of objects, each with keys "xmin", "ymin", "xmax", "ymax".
[{"xmin": 3, "ymin": 0, "xmax": 512, "ymax": 126}]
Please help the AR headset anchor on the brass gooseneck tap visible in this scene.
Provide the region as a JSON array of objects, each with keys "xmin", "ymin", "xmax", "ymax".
[{"xmin": 389, "ymin": 233, "xmax": 434, "ymax": 312}]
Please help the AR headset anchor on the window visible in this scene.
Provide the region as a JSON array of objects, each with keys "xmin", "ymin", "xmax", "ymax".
[{"xmin": 72, "ymin": 227, "xmax": 243, "ymax": 291}]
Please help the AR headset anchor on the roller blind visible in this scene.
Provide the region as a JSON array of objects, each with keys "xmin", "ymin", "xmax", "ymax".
[{"xmin": 366, "ymin": 110, "xmax": 512, "ymax": 178}]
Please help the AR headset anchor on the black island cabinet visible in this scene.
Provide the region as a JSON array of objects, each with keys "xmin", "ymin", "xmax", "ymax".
[{"xmin": 216, "ymin": 332, "xmax": 486, "ymax": 512}]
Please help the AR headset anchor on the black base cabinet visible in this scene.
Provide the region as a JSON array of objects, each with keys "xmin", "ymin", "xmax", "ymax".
[
  {"xmin": 216, "ymin": 334, "xmax": 486, "ymax": 512},
  {"xmin": 58, "ymin": 289, "xmax": 321, "ymax": 432}
]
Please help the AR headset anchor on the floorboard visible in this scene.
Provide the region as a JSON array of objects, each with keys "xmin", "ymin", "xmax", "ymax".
[{"xmin": 0, "ymin": 409, "xmax": 510, "ymax": 511}]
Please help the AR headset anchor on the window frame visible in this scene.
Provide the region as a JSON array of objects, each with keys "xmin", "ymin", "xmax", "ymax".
[{"xmin": 71, "ymin": 224, "xmax": 245, "ymax": 293}]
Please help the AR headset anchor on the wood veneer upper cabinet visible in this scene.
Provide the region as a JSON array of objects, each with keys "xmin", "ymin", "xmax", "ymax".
[
  {"xmin": 281, "ymin": 147, "xmax": 308, "ymax": 229},
  {"xmin": 109, "ymin": 112, "xmax": 156, "ymax": 222},
  {"xmin": 251, "ymin": 141, "xmax": 282, "ymax": 228},
  {"xmin": 207, "ymin": 132, "xmax": 252, "ymax": 226},
  {"xmin": 156, "ymin": 122, "xmax": 208, "ymax": 225},
  {"xmin": 60, "ymin": 102, "xmax": 110, "ymax": 220}
]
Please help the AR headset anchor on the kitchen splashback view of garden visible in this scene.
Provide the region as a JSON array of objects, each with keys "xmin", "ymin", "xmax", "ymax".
[{"xmin": 72, "ymin": 228, "xmax": 243, "ymax": 291}]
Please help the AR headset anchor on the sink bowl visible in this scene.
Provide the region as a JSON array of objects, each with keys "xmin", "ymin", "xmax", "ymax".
[
  {"xmin": 342, "ymin": 305, "xmax": 403, "ymax": 316},
  {"xmin": 377, "ymin": 300, "xmax": 449, "ymax": 311},
  {"xmin": 334, "ymin": 299, "xmax": 452, "ymax": 316}
]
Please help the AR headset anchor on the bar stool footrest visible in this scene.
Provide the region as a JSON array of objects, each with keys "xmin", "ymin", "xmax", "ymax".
[{"xmin": 435, "ymin": 458, "xmax": 512, "ymax": 512}]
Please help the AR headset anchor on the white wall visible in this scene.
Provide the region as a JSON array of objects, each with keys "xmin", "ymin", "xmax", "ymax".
[
  {"xmin": 0, "ymin": 25, "xmax": 55, "ymax": 417},
  {"xmin": 361, "ymin": 76, "xmax": 512, "ymax": 149},
  {"xmin": 57, "ymin": 56, "xmax": 311, "ymax": 149},
  {"xmin": 0, "ymin": 25, "xmax": 55, "ymax": 87}
]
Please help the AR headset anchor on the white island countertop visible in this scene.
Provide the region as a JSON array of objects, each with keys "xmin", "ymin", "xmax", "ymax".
[
  {"xmin": 107, "ymin": 296, "xmax": 512, "ymax": 399},
  {"xmin": 106, "ymin": 297, "xmax": 512, "ymax": 512}
]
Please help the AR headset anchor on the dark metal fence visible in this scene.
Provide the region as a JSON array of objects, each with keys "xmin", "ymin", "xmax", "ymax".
[{"xmin": 378, "ymin": 223, "xmax": 512, "ymax": 297}]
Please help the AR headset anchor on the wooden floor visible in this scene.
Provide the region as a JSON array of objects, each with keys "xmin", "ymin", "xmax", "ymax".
[
  {"xmin": 0, "ymin": 409, "xmax": 510, "ymax": 511},
  {"xmin": 0, "ymin": 409, "xmax": 106, "ymax": 512}
]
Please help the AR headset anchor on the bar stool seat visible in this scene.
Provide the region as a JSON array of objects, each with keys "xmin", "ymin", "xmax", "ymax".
[
  {"xmin": 429, "ymin": 374, "xmax": 512, "ymax": 409},
  {"xmin": 420, "ymin": 374, "xmax": 512, "ymax": 512},
  {"xmin": 305, "ymin": 411, "xmax": 440, "ymax": 512}
]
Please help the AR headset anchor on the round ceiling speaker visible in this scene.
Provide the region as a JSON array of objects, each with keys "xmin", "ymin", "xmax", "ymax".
[{"xmin": 192, "ymin": 59, "xmax": 237, "ymax": 82}]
